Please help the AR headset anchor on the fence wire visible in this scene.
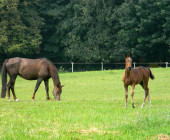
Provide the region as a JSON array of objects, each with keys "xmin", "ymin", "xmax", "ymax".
[
  {"xmin": 53, "ymin": 62, "xmax": 169, "ymax": 72},
  {"xmin": 0, "ymin": 62, "xmax": 168, "ymax": 73}
]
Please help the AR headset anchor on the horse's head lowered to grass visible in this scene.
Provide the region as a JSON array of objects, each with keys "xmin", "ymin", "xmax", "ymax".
[{"xmin": 53, "ymin": 84, "xmax": 64, "ymax": 100}]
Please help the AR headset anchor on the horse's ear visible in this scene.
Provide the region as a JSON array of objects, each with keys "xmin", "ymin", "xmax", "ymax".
[
  {"xmin": 130, "ymin": 54, "xmax": 132, "ymax": 58},
  {"xmin": 125, "ymin": 54, "xmax": 127, "ymax": 58}
]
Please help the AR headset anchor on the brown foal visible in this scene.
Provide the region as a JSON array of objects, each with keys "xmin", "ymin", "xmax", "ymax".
[{"xmin": 122, "ymin": 54, "xmax": 155, "ymax": 108}]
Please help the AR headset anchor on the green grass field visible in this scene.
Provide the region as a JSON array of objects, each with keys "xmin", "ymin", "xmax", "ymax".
[{"xmin": 0, "ymin": 68, "xmax": 169, "ymax": 140}]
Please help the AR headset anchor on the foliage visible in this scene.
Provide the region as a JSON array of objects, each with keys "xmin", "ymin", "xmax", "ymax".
[
  {"xmin": 0, "ymin": 0, "xmax": 43, "ymax": 57},
  {"xmin": 113, "ymin": 0, "xmax": 170, "ymax": 62},
  {"xmin": 0, "ymin": 0, "xmax": 169, "ymax": 62}
]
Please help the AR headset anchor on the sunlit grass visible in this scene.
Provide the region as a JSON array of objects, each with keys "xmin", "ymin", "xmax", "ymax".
[{"xmin": 0, "ymin": 68, "xmax": 169, "ymax": 139}]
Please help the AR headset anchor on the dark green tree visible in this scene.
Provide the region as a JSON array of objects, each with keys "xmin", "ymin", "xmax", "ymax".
[
  {"xmin": 112, "ymin": 0, "xmax": 170, "ymax": 62},
  {"xmin": 56, "ymin": 0, "xmax": 124, "ymax": 62},
  {"xmin": 0, "ymin": 0, "xmax": 43, "ymax": 59},
  {"xmin": 0, "ymin": 0, "xmax": 169, "ymax": 63},
  {"xmin": 38, "ymin": 0, "xmax": 70, "ymax": 62}
]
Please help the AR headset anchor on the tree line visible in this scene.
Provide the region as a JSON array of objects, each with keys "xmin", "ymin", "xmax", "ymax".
[{"xmin": 0, "ymin": 0, "xmax": 169, "ymax": 63}]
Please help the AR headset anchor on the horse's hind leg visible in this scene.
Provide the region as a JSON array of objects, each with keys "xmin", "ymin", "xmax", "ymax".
[
  {"xmin": 44, "ymin": 79, "xmax": 50, "ymax": 100},
  {"xmin": 32, "ymin": 78, "xmax": 43, "ymax": 101},
  {"xmin": 7, "ymin": 76, "xmax": 18, "ymax": 101},
  {"xmin": 7, "ymin": 81, "xmax": 11, "ymax": 102},
  {"xmin": 131, "ymin": 84, "xmax": 135, "ymax": 108},
  {"xmin": 10, "ymin": 76, "xmax": 19, "ymax": 101}
]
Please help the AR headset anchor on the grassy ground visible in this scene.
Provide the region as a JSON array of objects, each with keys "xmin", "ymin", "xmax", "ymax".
[{"xmin": 0, "ymin": 68, "xmax": 169, "ymax": 140}]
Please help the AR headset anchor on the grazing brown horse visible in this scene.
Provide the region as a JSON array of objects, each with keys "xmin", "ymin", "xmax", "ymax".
[
  {"xmin": 122, "ymin": 54, "xmax": 155, "ymax": 108},
  {"xmin": 1, "ymin": 57, "xmax": 64, "ymax": 101}
]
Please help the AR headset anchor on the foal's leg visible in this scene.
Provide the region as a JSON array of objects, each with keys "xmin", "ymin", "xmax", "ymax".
[
  {"xmin": 124, "ymin": 84, "xmax": 128, "ymax": 108},
  {"xmin": 141, "ymin": 82, "xmax": 149, "ymax": 108},
  {"xmin": 131, "ymin": 84, "xmax": 135, "ymax": 108},
  {"xmin": 32, "ymin": 78, "xmax": 43, "ymax": 101},
  {"xmin": 147, "ymin": 89, "xmax": 152, "ymax": 108},
  {"xmin": 44, "ymin": 79, "xmax": 50, "ymax": 100},
  {"xmin": 141, "ymin": 89, "xmax": 148, "ymax": 108}
]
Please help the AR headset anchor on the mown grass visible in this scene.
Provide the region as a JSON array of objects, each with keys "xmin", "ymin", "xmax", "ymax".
[{"xmin": 0, "ymin": 68, "xmax": 169, "ymax": 139}]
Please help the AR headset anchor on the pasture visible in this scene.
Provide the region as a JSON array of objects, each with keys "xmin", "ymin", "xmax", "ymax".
[{"xmin": 0, "ymin": 68, "xmax": 169, "ymax": 139}]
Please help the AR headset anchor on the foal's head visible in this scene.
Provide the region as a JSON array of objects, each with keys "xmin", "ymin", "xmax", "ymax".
[
  {"xmin": 53, "ymin": 84, "xmax": 64, "ymax": 101},
  {"xmin": 125, "ymin": 54, "xmax": 132, "ymax": 70}
]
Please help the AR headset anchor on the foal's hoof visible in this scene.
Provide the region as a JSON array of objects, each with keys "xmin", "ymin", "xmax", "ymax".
[
  {"xmin": 125, "ymin": 103, "xmax": 128, "ymax": 108},
  {"xmin": 141, "ymin": 105, "xmax": 144, "ymax": 108},
  {"xmin": 8, "ymin": 98, "xmax": 12, "ymax": 102},
  {"xmin": 16, "ymin": 99, "xmax": 19, "ymax": 102}
]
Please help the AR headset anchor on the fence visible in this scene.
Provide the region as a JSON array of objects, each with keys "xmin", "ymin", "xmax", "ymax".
[
  {"xmin": 0, "ymin": 62, "xmax": 168, "ymax": 73},
  {"xmin": 53, "ymin": 62, "xmax": 169, "ymax": 72}
]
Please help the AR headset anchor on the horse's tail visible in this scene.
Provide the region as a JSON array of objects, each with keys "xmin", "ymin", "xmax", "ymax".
[
  {"xmin": 148, "ymin": 68, "xmax": 155, "ymax": 80},
  {"xmin": 1, "ymin": 59, "xmax": 8, "ymax": 98}
]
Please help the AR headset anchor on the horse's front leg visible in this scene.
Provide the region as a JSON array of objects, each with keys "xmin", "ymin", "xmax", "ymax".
[
  {"xmin": 131, "ymin": 84, "xmax": 135, "ymax": 108},
  {"xmin": 32, "ymin": 78, "xmax": 43, "ymax": 101},
  {"xmin": 44, "ymin": 79, "xmax": 50, "ymax": 100},
  {"xmin": 124, "ymin": 84, "xmax": 128, "ymax": 108}
]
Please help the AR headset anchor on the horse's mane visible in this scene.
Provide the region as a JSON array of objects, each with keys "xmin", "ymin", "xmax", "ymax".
[
  {"xmin": 41, "ymin": 58, "xmax": 61, "ymax": 86},
  {"xmin": 39, "ymin": 58, "xmax": 56, "ymax": 68}
]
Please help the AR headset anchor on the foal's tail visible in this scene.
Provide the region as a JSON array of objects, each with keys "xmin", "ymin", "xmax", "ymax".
[
  {"xmin": 1, "ymin": 59, "xmax": 8, "ymax": 98},
  {"xmin": 148, "ymin": 68, "xmax": 155, "ymax": 80}
]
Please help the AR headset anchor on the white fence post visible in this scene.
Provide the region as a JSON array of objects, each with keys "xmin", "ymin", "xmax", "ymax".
[
  {"xmin": 101, "ymin": 62, "xmax": 103, "ymax": 71},
  {"xmin": 133, "ymin": 62, "xmax": 136, "ymax": 68},
  {"xmin": 165, "ymin": 62, "xmax": 168, "ymax": 68},
  {"xmin": 71, "ymin": 62, "xmax": 74, "ymax": 72}
]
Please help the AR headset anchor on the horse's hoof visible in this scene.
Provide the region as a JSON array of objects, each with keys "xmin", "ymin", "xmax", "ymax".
[
  {"xmin": 16, "ymin": 99, "xmax": 19, "ymax": 102},
  {"xmin": 9, "ymin": 99, "xmax": 12, "ymax": 102},
  {"xmin": 132, "ymin": 103, "xmax": 135, "ymax": 108}
]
